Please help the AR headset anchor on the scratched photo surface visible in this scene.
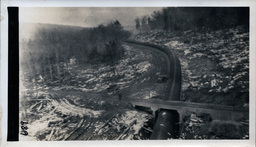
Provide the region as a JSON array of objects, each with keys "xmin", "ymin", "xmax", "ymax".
[{"xmin": 19, "ymin": 7, "xmax": 249, "ymax": 141}]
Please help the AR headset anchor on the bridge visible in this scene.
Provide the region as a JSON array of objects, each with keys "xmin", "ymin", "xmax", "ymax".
[
  {"xmin": 124, "ymin": 41, "xmax": 249, "ymax": 139},
  {"xmin": 123, "ymin": 97, "xmax": 249, "ymax": 122}
]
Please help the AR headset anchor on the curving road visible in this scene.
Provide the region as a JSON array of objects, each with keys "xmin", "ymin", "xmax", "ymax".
[
  {"xmin": 62, "ymin": 41, "xmax": 182, "ymax": 140},
  {"xmin": 125, "ymin": 41, "xmax": 182, "ymax": 139},
  {"xmin": 121, "ymin": 42, "xmax": 170, "ymax": 100},
  {"xmin": 125, "ymin": 41, "xmax": 181, "ymax": 101}
]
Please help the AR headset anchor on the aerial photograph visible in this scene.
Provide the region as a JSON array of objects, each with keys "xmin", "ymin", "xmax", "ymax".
[{"xmin": 19, "ymin": 7, "xmax": 249, "ymax": 140}]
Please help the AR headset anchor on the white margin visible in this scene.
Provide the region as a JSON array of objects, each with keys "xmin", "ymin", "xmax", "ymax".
[{"xmin": 1, "ymin": 0, "xmax": 255, "ymax": 147}]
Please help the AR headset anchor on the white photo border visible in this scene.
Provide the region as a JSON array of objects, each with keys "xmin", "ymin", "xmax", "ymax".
[{"xmin": 1, "ymin": 0, "xmax": 255, "ymax": 147}]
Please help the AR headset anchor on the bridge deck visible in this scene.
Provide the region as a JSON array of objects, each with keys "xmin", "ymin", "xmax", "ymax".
[
  {"xmin": 122, "ymin": 42, "xmax": 248, "ymax": 122},
  {"xmin": 118, "ymin": 97, "xmax": 249, "ymax": 121}
]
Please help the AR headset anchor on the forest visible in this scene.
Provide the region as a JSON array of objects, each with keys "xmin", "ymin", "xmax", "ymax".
[
  {"xmin": 132, "ymin": 7, "xmax": 249, "ymax": 107},
  {"xmin": 131, "ymin": 7, "xmax": 249, "ymax": 139},
  {"xmin": 20, "ymin": 7, "xmax": 249, "ymax": 140},
  {"xmin": 135, "ymin": 7, "xmax": 249, "ymax": 33},
  {"xmin": 21, "ymin": 20, "xmax": 131, "ymax": 85}
]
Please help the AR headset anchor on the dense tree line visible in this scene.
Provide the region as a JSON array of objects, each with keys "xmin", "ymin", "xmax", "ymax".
[
  {"xmin": 135, "ymin": 7, "xmax": 249, "ymax": 33},
  {"xmin": 21, "ymin": 20, "xmax": 131, "ymax": 84}
]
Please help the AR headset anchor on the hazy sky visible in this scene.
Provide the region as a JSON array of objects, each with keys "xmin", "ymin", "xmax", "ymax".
[{"xmin": 20, "ymin": 7, "xmax": 163, "ymax": 28}]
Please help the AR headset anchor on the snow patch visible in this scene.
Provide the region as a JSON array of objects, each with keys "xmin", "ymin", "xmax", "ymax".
[{"xmin": 52, "ymin": 98, "xmax": 103, "ymax": 118}]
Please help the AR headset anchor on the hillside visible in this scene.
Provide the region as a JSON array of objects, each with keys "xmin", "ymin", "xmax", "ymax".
[
  {"xmin": 19, "ymin": 8, "xmax": 249, "ymax": 140},
  {"xmin": 131, "ymin": 25, "xmax": 249, "ymax": 107},
  {"xmin": 20, "ymin": 22, "xmax": 88, "ymax": 41},
  {"xmin": 130, "ymin": 25, "xmax": 249, "ymax": 139}
]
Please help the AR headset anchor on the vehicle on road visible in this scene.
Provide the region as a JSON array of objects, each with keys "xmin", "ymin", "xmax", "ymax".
[{"xmin": 156, "ymin": 75, "xmax": 168, "ymax": 83}]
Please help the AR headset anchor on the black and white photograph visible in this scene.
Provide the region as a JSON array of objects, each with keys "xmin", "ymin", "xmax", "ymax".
[
  {"xmin": 1, "ymin": 1, "xmax": 256, "ymax": 146},
  {"xmin": 18, "ymin": 7, "xmax": 251, "ymax": 141}
]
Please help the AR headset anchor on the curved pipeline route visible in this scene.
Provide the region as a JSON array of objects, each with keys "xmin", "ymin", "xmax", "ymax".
[{"xmin": 125, "ymin": 41, "xmax": 182, "ymax": 139}]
